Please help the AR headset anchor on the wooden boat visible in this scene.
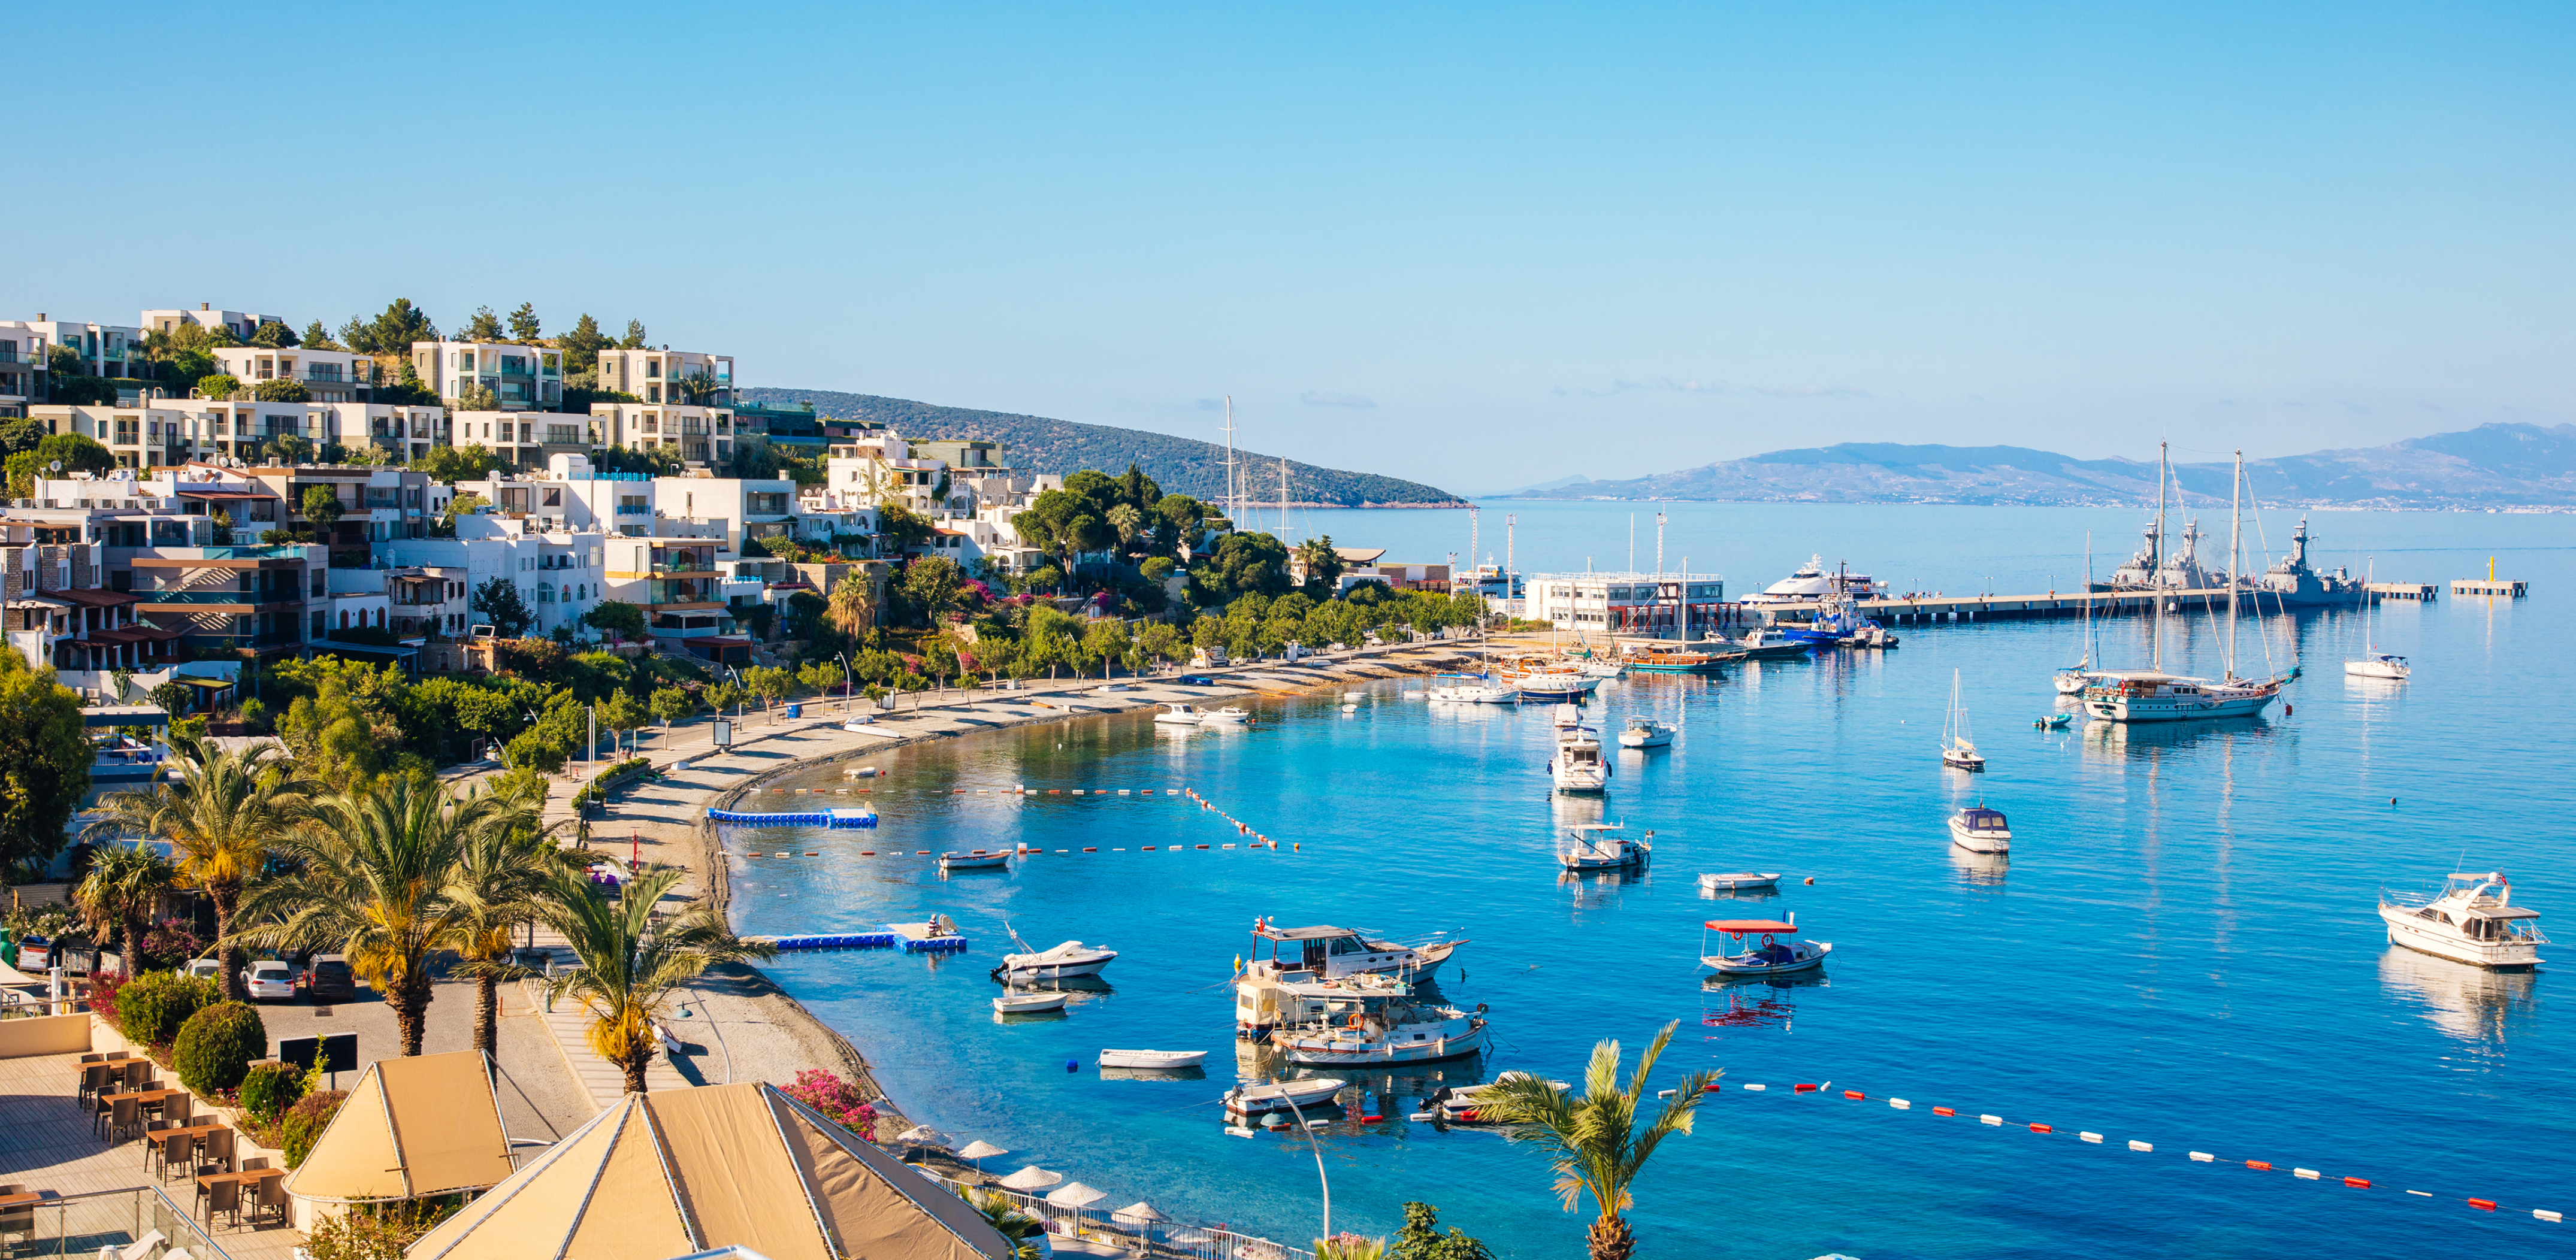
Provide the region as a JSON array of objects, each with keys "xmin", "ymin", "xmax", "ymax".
[
  {"xmin": 1222, "ymin": 1077, "xmax": 1347, "ymax": 1115},
  {"xmin": 940, "ymin": 849, "xmax": 1012, "ymax": 871},
  {"xmin": 1624, "ymin": 644, "xmax": 1743, "ymax": 674},
  {"xmin": 1699, "ymin": 915, "xmax": 1832, "ymax": 976},
  {"xmin": 1697, "ymin": 872, "xmax": 1781, "ymax": 892},
  {"xmin": 993, "ymin": 991, "xmax": 1069, "ymax": 1014}
]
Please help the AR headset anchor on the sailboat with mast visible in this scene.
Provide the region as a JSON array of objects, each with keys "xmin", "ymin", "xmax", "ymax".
[
  {"xmin": 2082, "ymin": 447, "xmax": 2291, "ymax": 723},
  {"xmin": 2345, "ymin": 558, "xmax": 2410, "ymax": 680},
  {"xmin": 2054, "ymin": 532, "xmax": 2099, "ymax": 695},
  {"xmin": 1940, "ymin": 670, "xmax": 1985, "ymax": 770}
]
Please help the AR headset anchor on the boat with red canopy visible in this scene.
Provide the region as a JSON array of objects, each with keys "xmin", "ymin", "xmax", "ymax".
[{"xmin": 1699, "ymin": 913, "xmax": 1832, "ymax": 977}]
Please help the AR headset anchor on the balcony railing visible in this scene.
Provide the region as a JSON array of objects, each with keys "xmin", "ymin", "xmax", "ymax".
[
  {"xmin": 138, "ymin": 590, "xmax": 267, "ymax": 605},
  {"xmin": 0, "ymin": 1186, "xmax": 232, "ymax": 1258}
]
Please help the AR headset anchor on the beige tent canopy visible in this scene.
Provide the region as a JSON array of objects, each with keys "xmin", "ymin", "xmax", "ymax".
[
  {"xmin": 405, "ymin": 1083, "xmax": 1017, "ymax": 1260},
  {"xmin": 285, "ymin": 1050, "xmax": 516, "ymax": 1203}
]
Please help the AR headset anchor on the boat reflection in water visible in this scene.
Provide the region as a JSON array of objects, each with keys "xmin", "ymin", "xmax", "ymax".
[
  {"xmin": 1700, "ymin": 986, "xmax": 1798, "ymax": 1034},
  {"xmin": 1099, "ymin": 1062, "xmax": 1208, "ymax": 1083},
  {"xmin": 2080, "ymin": 716, "xmax": 2278, "ymax": 761},
  {"xmin": 2378, "ymin": 946, "xmax": 2539, "ymax": 1046},
  {"xmin": 1948, "ymin": 846, "xmax": 2009, "ymax": 887}
]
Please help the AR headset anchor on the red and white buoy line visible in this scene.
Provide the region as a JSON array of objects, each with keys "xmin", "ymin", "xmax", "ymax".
[
  {"xmin": 734, "ymin": 785, "xmax": 1305, "ymax": 859},
  {"xmin": 1707, "ymin": 1076, "xmax": 2562, "ymax": 1225}
]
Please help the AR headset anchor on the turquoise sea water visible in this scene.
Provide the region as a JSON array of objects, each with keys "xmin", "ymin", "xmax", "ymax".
[{"xmin": 723, "ymin": 504, "xmax": 2572, "ymax": 1259}]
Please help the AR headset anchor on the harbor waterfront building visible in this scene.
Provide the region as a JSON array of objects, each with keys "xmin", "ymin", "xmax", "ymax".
[{"xmin": 1529, "ymin": 572, "xmax": 1728, "ymax": 638}]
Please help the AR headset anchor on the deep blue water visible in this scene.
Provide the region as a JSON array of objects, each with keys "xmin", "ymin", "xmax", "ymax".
[{"xmin": 724, "ymin": 504, "xmax": 2572, "ymax": 1259}]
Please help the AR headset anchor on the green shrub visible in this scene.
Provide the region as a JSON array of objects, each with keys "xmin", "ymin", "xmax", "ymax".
[
  {"xmin": 115, "ymin": 970, "xmax": 220, "ymax": 1045},
  {"xmin": 238, "ymin": 1059, "xmax": 306, "ymax": 1124},
  {"xmin": 173, "ymin": 1000, "xmax": 267, "ymax": 1094},
  {"xmin": 282, "ymin": 1089, "xmax": 349, "ymax": 1168}
]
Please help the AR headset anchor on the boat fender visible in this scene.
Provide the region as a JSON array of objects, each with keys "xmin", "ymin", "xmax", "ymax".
[
  {"xmin": 1474, "ymin": 1003, "xmax": 1487, "ymax": 1014},
  {"xmin": 2283, "ymin": 704, "xmax": 2291, "ymax": 716},
  {"xmin": 1804, "ymin": 877, "xmax": 1816, "ymax": 886},
  {"xmin": 1067, "ymin": 1060, "xmax": 1082, "ymax": 1073}
]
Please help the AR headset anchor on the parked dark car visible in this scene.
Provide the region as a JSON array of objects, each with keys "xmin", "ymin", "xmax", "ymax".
[
  {"xmin": 306, "ymin": 955, "xmax": 358, "ymax": 1002},
  {"xmin": 1179, "ymin": 674, "xmax": 1217, "ymax": 686}
]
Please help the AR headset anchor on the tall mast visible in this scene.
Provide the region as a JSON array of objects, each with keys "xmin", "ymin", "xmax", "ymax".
[
  {"xmin": 2152, "ymin": 441, "xmax": 2167, "ymax": 674},
  {"xmin": 1655, "ymin": 511, "xmax": 1665, "ymax": 577},
  {"xmin": 1468, "ymin": 507, "xmax": 1480, "ymax": 584},
  {"xmin": 2228, "ymin": 449, "xmax": 2242, "ymax": 682},
  {"xmin": 1505, "ymin": 513, "xmax": 1516, "ymax": 606},
  {"xmin": 1222, "ymin": 396, "xmax": 1238, "ymax": 529},
  {"xmin": 1278, "ymin": 458, "xmax": 1290, "ymax": 540}
]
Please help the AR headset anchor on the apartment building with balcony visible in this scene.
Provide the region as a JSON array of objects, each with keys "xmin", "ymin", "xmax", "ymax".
[
  {"xmin": 28, "ymin": 403, "xmax": 197, "ymax": 469},
  {"xmin": 733, "ymin": 399, "xmax": 827, "ymax": 455},
  {"xmin": 241, "ymin": 465, "xmax": 434, "ymax": 566},
  {"xmin": 412, "ymin": 341, "xmax": 564, "ymax": 411},
  {"xmin": 8, "ymin": 315, "xmax": 146, "ymax": 381},
  {"xmin": 595, "ymin": 347, "xmax": 732, "ymax": 407},
  {"xmin": 603, "ymin": 535, "xmax": 731, "ymax": 646},
  {"xmin": 642, "ymin": 474, "xmax": 794, "ymax": 555},
  {"xmin": 0, "ymin": 323, "xmax": 47, "ymax": 416},
  {"xmin": 5, "ymin": 468, "xmax": 321, "ymax": 661},
  {"xmin": 211, "ymin": 346, "xmax": 375, "ymax": 403},
  {"xmin": 591, "ymin": 402, "xmax": 734, "ymax": 467},
  {"xmin": 141, "ymin": 304, "xmax": 285, "ymax": 343},
  {"xmin": 320, "ymin": 401, "xmax": 450, "ymax": 464},
  {"xmin": 453, "ymin": 455, "xmax": 654, "ymax": 535},
  {"xmin": 383, "ymin": 516, "xmax": 609, "ymax": 641},
  {"xmin": 450, "ymin": 409, "xmax": 594, "ymax": 470}
]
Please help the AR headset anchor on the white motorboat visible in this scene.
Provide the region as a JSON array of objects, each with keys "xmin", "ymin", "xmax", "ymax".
[
  {"xmin": 1552, "ymin": 704, "xmax": 1583, "ymax": 729},
  {"xmin": 940, "ymin": 849, "xmax": 1012, "ymax": 871},
  {"xmin": 2379, "ymin": 872, "xmax": 2546, "ymax": 969},
  {"xmin": 2345, "ymin": 651, "xmax": 2410, "ymax": 680},
  {"xmin": 1241, "ymin": 920, "xmax": 1467, "ymax": 984},
  {"xmin": 1431, "ymin": 1072, "xmax": 1568, "ymax": 1124},
  {"xmin": 992, "ymin": 925, "xmax": 1118, "ymax": 980},
  {"xmin": 1941, "ymin": 670, "xmax": 1985, "ymax": 771},
  {"xmin": 1267, "ymin": 980, "xmax": 1488, "ymax": 1067},
  {"xmin": 1700, "ymin": 914, "xmax": 1831, "ymax": 976},
  {"xmin": 1557, "ymin": 823, "xmax": 1650, "ymax": 871},
  {"xmin": 1154, "ymin": 703, "xmax": 1205, "ymax": 726},
  {"xmin": 1097, "ymin": 1049, "xmax": 1209, "ymax": 1070},
  {"xmin": 1948, "ymin": 805, "xmax": 2012, "ymax": 854},
  {"xmin": 1617, "ymin": 717, "xmax": 1674, "ymax": 749},
  {"xmin": 1698, "ymin": 872, "xmax": 1781, "ymax": 892},
  {"xmin": 1428, "ymin": 673, "xmax": 1515, "ymax": 704},
  {"xmin": 1576, "ymin": 658, "xmax": 1625, "ymax": 679},
  {"xmin": 1222, "ymin": 1077, "xmax": 1347, "ymax": 1116},
  {"xmin": 1514, "ymin": 674, "xmax": 1601, "ymax": 702},
  {"xmin": 1551, "ymin": 728, "xmax": 1612, "ymax": 793},
  {"xmin": 993, "ymin": 991, "xmax": 1069, "ymax": 1014},
  {"xmin": 1202, "ymin": 706, "xmax": 1251, "ymax": 724},
  {"xmin": 1743, "ymin": 554, "xmax": 1883, "ymax": 607}
]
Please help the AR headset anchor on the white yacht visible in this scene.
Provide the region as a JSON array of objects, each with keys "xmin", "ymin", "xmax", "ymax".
[
  {"xmin": 1947, "ymin": 805, "xmax": 2011, "ymax": 854},
  {"xmin": 1428, "ymin": 673, "xmax": 1515, "ymax": 704},
  {"xmin": 1744, "ymin": 555, "xmax": 1883, "ymax": 607},
  {"xmin": 1552, "ymin": 704, "xmax": 1583, "ymax": 729},
  {"xmin": 1202, "ymin": 705, "xmax": 1251, "ymax": 724},
  {"xmin": 2084, "ymin": 449, "xmax": 2293, "ymax": 722},
  {"xmin": 2344, "ymin": 560, "xmax": 2411, "ymax": 680},
  {"xmin": 2057, "ymin": 534, "xmax": 2101, "ymax": 695},
  {"xmin": 1551, "ymin": 728, "xmax": 1613, "ymax": 792},
  {"xmin": 1239, "ymin": 920, "xmax": 1467, "ymax": 985},
  {"xmin": 1264, "ymin": 974, "xmax": 1488, "ymax": 1067},
  {"xmin": 1617, "ymin": 716, "xmax": 1674, "ymax": 749},
  {"xmin": 991, "ymin": 925, "xmax": 1118, "ymax": 980},
  {"xmin": 1940, "ymin": 670, "xmax": 1985, "ymax": 771},
  {"xmin": 1153, "ymin": 702, "xmax": 1205, "ymax": 726},
  {"xmin": 1557, "ymin": 823, "xmax": 1650, "ymax": 871},
  {"xmin": 2379, "ymin": 872, "xmax": 2546, "ymax": 969}
]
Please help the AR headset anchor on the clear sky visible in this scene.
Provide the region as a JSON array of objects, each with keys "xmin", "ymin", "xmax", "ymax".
[{"xmin": 11, "ymin": 2, "xmax": 2571, "ymax": 492}]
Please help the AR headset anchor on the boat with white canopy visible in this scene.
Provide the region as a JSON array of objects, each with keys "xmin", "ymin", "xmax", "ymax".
[
  {"xmin": 1618, "ymin": 716, "xmax": 1674, "ymax": 749},
  {"xmin": 2379, "ymin": 872, "xmax": 2546, "ymax": 969},
  {"xmin": 1557, "ymin": 823, "xmax": 1650, "ymax": 871}
]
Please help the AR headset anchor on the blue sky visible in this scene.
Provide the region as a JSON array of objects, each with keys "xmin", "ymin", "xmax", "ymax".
[{"xmin": 11, "ymin": 2, "xmax": 2571, "ymax": 490}]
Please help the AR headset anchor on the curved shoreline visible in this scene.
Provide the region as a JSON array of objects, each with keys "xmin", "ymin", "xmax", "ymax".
[{"xmin": 669, "ymin": 644, "xmax": 1476, "ymax": 1136}]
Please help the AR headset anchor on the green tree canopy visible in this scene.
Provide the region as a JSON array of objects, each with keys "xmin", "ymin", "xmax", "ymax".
[
  {"xmin": 300, "ymin": 320, "xmax": 342, "ymax": 350},
  {"xmin": 461, "ymin": 306, "xmax": 506, "ymax": 342},
  {"xmin": 255, "ymin": 378, "xmax": 312, "ymax": 403},
  {"xmin": 300, "ymin": 484, "xmax": 344, "ymax": 528},
  {"xmin": 0, "ymin": 652, "xmax": 91, "ymax": 876},
  {"xmin": 196, "ymin": 372, "xmax": 242, "ymax": 402},
  {"xmin": 248, "ymin": 319, "xmax": 299, "ymax": 349},
  {"xmin": 1193, "ymin": 531, "xmax": 1292, "ymax": 605},
  {"xmin": 35, "ymin": 432, "xmax": 116, "ymax": 476},
  {"xmin": 506, "ymin": 302, "xmax": 541, "ymax": 341},
  {"xmin": 581, "ymin": 599, "xmax": 646, "ymax": 641},
  {"xmin": 340, "ymin": 299, "xmax": 439, "ymax": 355},
  {"xmin": 417, "ymin": 444, "xmax": 509, "ymax": 484},
  {"xmin": 472, "ymin": 577, "xmax": 536, "ymax": 640},
  {"xmin": 897, "ymin": 556, "xmax": 968, "ymax": 626},
  {"xmin": 619, "ymin": 319, "xmax": 648, "ymax": 349},
  {"xmin": 1296, "ymin": 534, "xmax": 1346, "ymax": 596},
  {"xmin": 557, "ymin": 313, "xmax": 612, "ymax": 371}
]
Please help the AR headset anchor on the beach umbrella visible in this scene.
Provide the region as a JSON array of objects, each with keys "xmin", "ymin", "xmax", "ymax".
[
  {"xmin": 896, "ymin": 1125, "xmax": 954, "ymax": 1149},
  {"xmin": 998, "ymin": 1165, "xmax": 1064, "ymax": 1191},
  {"xmin": 1111, "ymin": 1202, "xmax": 1169, "ymax": 1225},
  {"xmin": 1045, "ymin": 1182, "xmax": 1108, "ymax": 1209},
  {"xmin": 957, "ymin": 1140, "xmax": 1009, "ymax": 1170}
]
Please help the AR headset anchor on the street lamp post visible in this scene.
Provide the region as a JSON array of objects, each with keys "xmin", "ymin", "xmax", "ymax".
[{"xmin": 1276, "ymin": 1094, "xmax": 1332, "ymax": 1238}]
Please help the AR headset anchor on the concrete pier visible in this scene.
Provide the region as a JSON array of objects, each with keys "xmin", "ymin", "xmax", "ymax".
[{"xmin": 2451, "ymin": 578, "xmax": 2527, "ymax": 597}]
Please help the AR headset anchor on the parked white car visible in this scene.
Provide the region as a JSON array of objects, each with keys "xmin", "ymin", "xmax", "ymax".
[
  {"xmin": 185, "ymin": 958, "xmax": 222, "ymax": 983},
  {"xmin": 841, "ymin": 717, "xmax": 875, "ymax": 731},
  {"xmin": 241, "ymin": 961, "xmax": 297, "ymax": 1002}
]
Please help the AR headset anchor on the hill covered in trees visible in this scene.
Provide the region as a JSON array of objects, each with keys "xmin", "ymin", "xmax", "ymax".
[{"xmin": 739, "ymin": 387, "xmax": 1463, "ymax": 508}]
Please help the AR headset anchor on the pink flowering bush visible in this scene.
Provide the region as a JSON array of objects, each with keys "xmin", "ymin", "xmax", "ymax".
[{"xmin": 781, "ymin": 1068, "xmax": 878, "ymax": 1140}]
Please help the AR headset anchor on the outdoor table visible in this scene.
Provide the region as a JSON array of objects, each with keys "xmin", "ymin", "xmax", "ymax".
[
  {"xmin": 101, "ymin": 1089, "xmax": 183, "ymax": 1105},
  {"xmin": 195, "ymin": 1168, "xmax": 283, "ymax": 1189},
  {"xmin": 0, "ymin": 1191, "xmax": 56, "ymax": 1208}
]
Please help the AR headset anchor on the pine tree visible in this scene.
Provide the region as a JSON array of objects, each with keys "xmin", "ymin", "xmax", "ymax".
[
  {"xmin": 462, "ymin": 306, "xmax": 506, "ymax": 342},
  {"xmin": 619, "ymin": 319, "xmax": 648, "ymax": 349},
  {"xmin": 507, "ymin": 302, "xmax": 542, "ymax": 342}
]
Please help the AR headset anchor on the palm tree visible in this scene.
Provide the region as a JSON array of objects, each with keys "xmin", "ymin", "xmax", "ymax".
[
  {"xmin": 1477, "ymin": 1021, "xmax": 1716, "ymax": 1260},
  {"xmin": 232, "ymin": 777, "xmax": 524, "ymax": 1055},
  {"xmin": 72, "ymin": 843, "xmax": 173, "ymax": 971},
  {"xmin": 539, "ymin": 865, "xmax": 775, "ymax": 1094},
  {"xmin": 85, "ymin": 734, "xmax": 319, "ymax": 999},
  {"xmin": 441, "ymin": 793, "xmax": 563, "ymax": 1060},
  {"xmin": 966, "ymin": 1189, "xmax": 1045, "ymax": 1260},
  {"xmin": 827, "ymin": 570, "xmax": 875, "ymax": 641}
]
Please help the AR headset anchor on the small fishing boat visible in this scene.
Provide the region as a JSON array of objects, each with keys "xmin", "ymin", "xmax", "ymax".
[
  {"xmin": 1428, "ymin": 673, "xmax": 1516, "ymax": 703},
  {"xmin": 1698, "ymin": 872, "xmax": 1781, "ymax": 892},
  {"xmin": 1941, "ymin": 669, "xmax": 1985, "ymax": 771},
  {"xmin": 940, "ymin": 849, "xmax": 1012, "ymax": 871},
  {"xmin": 1948, "ymin": 804, "xmax": 2012, "ymax": 854},
  {"xmin": 1514, "ymin": 674, "xmax": 1600, "ymax": 702},
  {"xmin": 993, "ymin": 991, "xmax": 1069, "ymax": 1014},
  {"xmin": 2032, "ymin": 713, "xmax": 2071, "ymax": 729},
  {"xmin": 1550, "ymin": 728, "xmax": 1612, "ymax": 793},
  {"xmin": 1268, "ymin": 985, "xmax": 1487, "ymax": 1067},
  {"xmin": 1700, "ymin": 915, "xmax": 1832, "ymax": 976},
  {"xmin": 1222, "ymin": 1078, "xmax": 1347, "ymax": 1116},
  {"xmin": 1557, "ymin": 823, "xmax": 1650, "ymax": 871},
  {"xmin": 992, "ymin": 924, "xmax": 1118, "ymax": 980},
  {"xmin": 1617, "ymin": 717, "xmax": 1674, "ymax": 749},
  {"xmin": 1203, "ymin": 706, "xmax": 1251, "ymax": 724},
  {"xmin": 1727, "ymin": 627, "xmax": 1818, "ymax": 661},
  {"xmin": 1154, "ymin": 703, "xmax": 1205, "ymax": 726},
  {"xmin": 1097, "ymin": 1049, "xmax": 1209, "ymax": 1070},
  {"xmin": 1240, "ymin": 920, "xmax": 1469, "ymax": 984},
  {"xmin": 1624, "ymin": 644, "xmax": 1742, "ymax": 674},
  {"xmin": 2379, "ymin": 872, "xmax": 2547, "ymax": 969},
  {"xmin": 1576, "ymin": 658, "xmax": 1625, "ymax": 679},
  {"xmin": 1552, "ymin": 704, "xmax": 1583, "ymax": 729}
]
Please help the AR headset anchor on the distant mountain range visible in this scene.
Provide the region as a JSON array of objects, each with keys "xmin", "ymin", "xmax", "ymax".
[
  {"xmin": 741, "ymin": 387, "xmax": 1464, "ymax": 508},
  {"xmin": 1504, "ymin": 423, "xmax": 2576, "ymax": 509}
]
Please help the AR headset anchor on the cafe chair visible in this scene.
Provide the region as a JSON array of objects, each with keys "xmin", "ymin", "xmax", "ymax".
[
  {"xmin": 155, "ymin": 1129, "xmax": 193, "ymax": 1180},
  {"xmin": 251, "ymin": 1168, "xmax": 289, "ymax": 1226},
  {"xmin": 196, "ymin": 1177, "xmax": 240, "ymax": 1230},
  {"xmin": 106, "ymin": 1097, "xmax": 143, "ymax": 1144},
  {"xmin": 0, "ymin": 1184, "xmax": 35, "ymax": 1254},
  {"xmin": 162, "ymin": 1094, "xmax": 192, "ymax": 1126},
  {"xmin": 79, "ymin": 1062, "xmax": 112, "ymax": 1105},
  {"xmin": 197, "ymin": 1128, "xmax": 235, "ymax": 1176}
]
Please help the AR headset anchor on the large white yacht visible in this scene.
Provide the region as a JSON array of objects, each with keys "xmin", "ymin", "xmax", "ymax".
[
  {"xmin": 2379, "ymin": 872, "xmax": 2547, "ymax": 969},
  {"xmin": 1239, "ymin": 920, "xmax": 1466, "ymax": 984},
  {"xmin": 1551, "ymin": 727, "xmax": 1613, "ymax": 792},
  {"xmin": 2081, "ymin": 670, "xmax": 2281, "ymax": 722},
  {"xmin": 1744, "ymin": 555, "xmax": 1882, "ymax": 607}
]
